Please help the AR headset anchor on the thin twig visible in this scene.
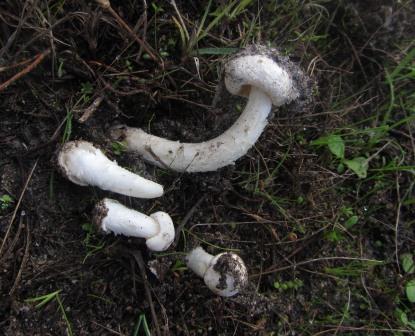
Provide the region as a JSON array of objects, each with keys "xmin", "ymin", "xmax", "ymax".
[
  {"xmin": 333, "ymin": 288, "xmax": 351, "ymax": 336},
  {"xmin": 395, "ymin": 174, "xmax": 402, "ymax": 272},
  {"xmin": 250, "ymin": 256, "xmax": 382, "ymax": 279},
  {"xmin": 0, "ymin": 210, "xmax": 25, "ymax": 264},
  {"xmin": 173, "ymin": 195, "xmax": 207, "ymax": 246},
  {"xmin": 96, "ymin": 0, "xmax": 161, "ymax": 65},
  {"xmin": 145, "ymin": 146, "xmax": 171, "ymax": 170},
  {"xmin": 313, "ymin": 326, "xmax": 414, "ymax": 335},
  {"xmin": 90, "ymin": 321, "xmax": 123, "ymax": 335},
  {"xmin": 9, "ymin": 212, "xmax": 31, "ymax": 295},
  {"xmin": 0, "ymin": 57, "xmax": 32, "ymax": 72},
  {"xmin": 11, "ymin": 115, "xmax": 69, "ymax": 158},
  {"xmin": 0, "ymin": 159, "xmax": 38, "ymax": 259},
  {"xmin": 0, "ymin": 0, "xmax": 31, "ymax": 59},
  {"xmin": 99, "ymin": 74, "xmax": 146, "ymax": 96},
  {"xmin": 134, "ymin": 0, "xmax": 148, "ymax": 61},
  {"xmin": 0, "ymin": 49, "xmax": 51, "ymax": 92},
  {"xmin": 131, "ymin": 250, "xmax": 161, "ymax": 336},
  {"xmin": 78, "ymin": 95, "xmax": 104, "ymax": 123}
]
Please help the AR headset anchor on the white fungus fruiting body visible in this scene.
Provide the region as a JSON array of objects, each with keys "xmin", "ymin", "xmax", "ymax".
[
  {"xmin": 93, "ymin": 198, "xmax": 174, "ymax": 251},
  {"xmin": 58, "ymin": 140, "xmax": 163, "ymax": 198},
  {"xmin": 111, "ymin": 53, "xmax": 299, "ymax": 172},
  {"xmin": 186, "ymin": 247, "xmax": 248, "ymax": 297}
]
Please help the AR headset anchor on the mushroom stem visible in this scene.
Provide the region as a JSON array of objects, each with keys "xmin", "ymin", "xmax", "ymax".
[
  {"xmin": 58, "ymin": 141, "xmax": 163, "ymax": 198},
  {"xmin": 185, "ymin": 246, "xmax": 248, "ymax": 297},
  {"xmin": 113, "ymin": 87, "xmax": 271, "ymax": 172},
  {"xmin": 186, "ymin": 246, "xmax": 215, "ymax": 278},
  {"xmin": 111, "ymin": 51, "xmax": 301, "ymax": 172},
  {"xmin": 93, "ymin": 198, "xmax": 175, "ymax": 251},
  {"xmin": 98, "ymin": 199, "xmax": 158, "ymax": 238}
]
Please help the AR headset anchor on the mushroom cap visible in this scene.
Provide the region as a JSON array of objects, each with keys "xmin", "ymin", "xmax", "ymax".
[
  {"xmin": 146, "ymin": 211, "xmax": 175, "ymax": 251},
  {"xmin": 203, "ymin": 252, "xmax": 248, "ymax": 297},
  {"xmin": 224, "ymin": 54, "xmax": 298, "ymax": 106}
]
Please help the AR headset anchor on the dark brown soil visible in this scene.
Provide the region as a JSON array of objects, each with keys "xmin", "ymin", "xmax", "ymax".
[{"xmin": 1, "ymin": 1, "xmax": 414, "ymax": 335}]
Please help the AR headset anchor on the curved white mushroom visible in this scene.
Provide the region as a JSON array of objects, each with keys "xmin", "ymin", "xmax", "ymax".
[
  {"xmin": 57, "ymin": 140, "xmax": 163, "ymax": 198},
  {"xmin": 185, "ymin": 246, "xmax": 248, "ymax": 297},
  {"xmin": 93, "ymin": 198, "xmax": 174, "ymax": 251},
  {"xmin": 111, "ymin": 52, "xmax": 299, "ymax": 172}
]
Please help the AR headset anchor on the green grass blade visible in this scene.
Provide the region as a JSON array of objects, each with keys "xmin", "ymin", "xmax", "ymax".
[
  {"xmin": 192, "ymin": 47, "xmax": 238, "ymax": 55},
  {"xmin": 56, "ymin": 294, "xmax": 73, "ymax": 336},
  {"xmin": 389, "ymin": 47, "xmax": 415, "ymax": 79},
  {"xmin": 25, "ymin": 290, "xmax": 62, "ymax": 308},
  {"xmin": 132, "ymin": 314, "xmax": 151, "ymax": 336}
]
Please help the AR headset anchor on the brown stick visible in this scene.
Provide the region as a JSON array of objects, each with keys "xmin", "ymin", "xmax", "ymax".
[
  {"xmin": 0, "ymin": 210, "xmax": 25, "ymax": 264},
  {"xmin": 131, "ymin": 250, "xmax": 161, "ymax": 336},
  {"xmin": 0, "ymin": 159, "xmax": 38, "ymax": 259},
  {"xmin": 0, "ymin": 57, "xmax": 32, "ymax": 73},
  {"xmin": 78, "ymin": 95, "xmax": 105, "ymax": 123},
  {"xmin": 173, "ymin": 195, "xmax": 207, "ymax": 246},
  {"xmin": 96, "ymin": 0, "xmax": 161, "ymax": 65},
  {"xmin": 9, "ymin": 212, "xmax": 31, "ymax": 295},
  {"xmin": 107, "ymin": 6, "xmax": 160, "ymax": 64},
  {"xmin": 0, "ymin": 49, "xmax": 51, "ymax": 92}
]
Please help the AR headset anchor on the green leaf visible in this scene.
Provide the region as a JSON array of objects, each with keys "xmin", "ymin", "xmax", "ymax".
[
  {"xmin": 327, "ymin": 135, "xmax": 345, "ymax": 159},
  {"xmin": 111, "ymin": 141, "xmax": 127, "ymax": 156},
  {"xmin": 344, "ymin": 157, "xmax": 368, "ymax": 178},
  {"xmin": 325, "ymin": 229, "xmax": 344, "ymax": 242},
  {"xmin": 310, "ymin": 134, "xmax": 344, "ymax": 159},
  {"xmin": 345, "ymin": 215, "xmax": 359, "ymax": 229},
  {"xmin": 81, "ymin": 223, "xmax": 93, "ymax": 233},
  {"xmin": 395, "ymin": 308, "xmax": 408, "ymax": 325},
  {"xmin": 408, "ymin": 320, "xmax": 415, "ymax": 330},
  {"xmin": 340, "ymin": 206, "xmax": 354, "ymax": 217},
  {"xmin": 403, "ymin": 198, "xmax": 415, "ymax": 206},
  {"xmin": 0, "ymin": 194, "xmax": 13, "ymax": 210},
  {"xmin": 81, "ymin": 82, "xmax": 93, "ymax": 95},
  {"xmin": 0, "ymin": 194, "xmax": 12, "ymax": 203},
  {"xmin": 57, "ymin": 58, "xmax": 64, "ymax": 78},
  {"xmin": 337, "ymin": 162, "xmax": 345, "ymax": 173},
  {"xmin": 405, "ymin": 279, "xmax": 415, "ymax": 302},
  {"xmin": 151, "ymin": 3, "xmax": 164, "ymax": 13},
  {"xmin": 310, "ymin": 136, "xmax": 329, "ymax": 146},
  {"xmin": 401, "ymin": 253, "xmax": 415, "ymax": 274},
  {"xmin": 171, "ymin": 259, "xmax": 187, "ymax": 272}
]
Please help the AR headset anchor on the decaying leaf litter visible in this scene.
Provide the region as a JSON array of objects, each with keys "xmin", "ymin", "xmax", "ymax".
[{"xmin": 0, "ymin": 1, "xmax": 414, "ymax": 335}]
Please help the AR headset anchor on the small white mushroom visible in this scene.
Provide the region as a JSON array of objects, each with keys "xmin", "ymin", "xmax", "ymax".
[
  {"xmin": 57, "ymin": 140, "xmax": 163, "ymax": 198},
  {"xmin": 93, "ymin": 198, "xmax": 174, "ymax": 251},
  {"xmin": 111, "ymin": 50, "xmax": 299, "ymax": 172},
  {"xmin": 185, "ymin": 246, "xmax": 248, "ymax": 297}
]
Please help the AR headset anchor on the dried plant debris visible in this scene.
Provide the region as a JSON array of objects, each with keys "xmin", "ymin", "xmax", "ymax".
[{"xmin": 0, "ymin": 0, "xmax": 414, "ymax": 335}]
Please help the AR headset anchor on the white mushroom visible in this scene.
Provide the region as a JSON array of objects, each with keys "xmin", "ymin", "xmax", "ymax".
[
  {"xmin": 57, "ymin": 140, "xmax": 163, "ymax": 198},
  {"xmin": 185, "ymin": 246, "xmax": 248, "ymax": 297},
  {"xmin": 111, "ymin": 51, "xmax": 299, "ymax": 172},
  {"xmin": 93, "ymin": 198, "xmax": 174, "ymax": 251}
]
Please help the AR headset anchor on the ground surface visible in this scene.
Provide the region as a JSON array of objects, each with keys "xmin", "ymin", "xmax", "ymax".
[{"xmin": 0, "ymin": 1, "xmax": 414, "ymax": 335}]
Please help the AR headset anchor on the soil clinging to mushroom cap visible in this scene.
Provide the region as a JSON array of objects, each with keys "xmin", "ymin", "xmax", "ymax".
[
  {"xmin": 226, "ymin": 44, "xmax": 314, "ymax": 112},
  {"xmin": 213, "ymin": 252, "xmax": 248, "ymax": 292},
  {"xmin": 92, "ymin": 199, "xmax": 108, "ymax": 232}
]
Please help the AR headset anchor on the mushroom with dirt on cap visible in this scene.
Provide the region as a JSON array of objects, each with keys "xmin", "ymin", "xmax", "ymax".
[
  {"xmin": 111, "ymin": 46, "xmax": 304, "ymax": 172},
  {"xmin": 93, "ymin": 198, "xmax": 174, "ymax": 252},
  {"xmin": 57, "ymin": 140, "xmax": 163, "ymax": 198},
  {"xmin": 185, "ymin": 246, "xmax": 248, "ymax": 297}
]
